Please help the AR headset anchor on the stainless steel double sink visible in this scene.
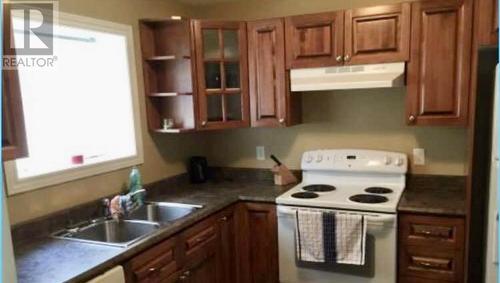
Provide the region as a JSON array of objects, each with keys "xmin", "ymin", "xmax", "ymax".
[{"xmin": 52, "ymin": 202, "xmax": 203, "ymax": 247}]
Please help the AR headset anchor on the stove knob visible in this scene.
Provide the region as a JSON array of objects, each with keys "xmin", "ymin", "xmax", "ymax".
[
  {"xmin": 316, "ymin": 155, "xmax": 323, "ymax": 162},
  {"xmin": 383, "ymin": 156, "xmax": 392, "ymax": 165},
  {"xmin": 305, "ymin": 155, "xmax": 313, "ymax": 163},
  {"xmin": 395, "ymin": 158, "xmax": 404, "ymax": 166}
]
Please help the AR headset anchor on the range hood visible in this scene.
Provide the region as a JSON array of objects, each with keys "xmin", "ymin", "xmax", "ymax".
[{"xmin": 290, "ymin": 62, "xmax": 405, "ymax": 92}]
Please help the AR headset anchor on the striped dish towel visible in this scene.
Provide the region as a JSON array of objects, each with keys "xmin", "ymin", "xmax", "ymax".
[
  {"xmin": 295, "ymin": 209, "xmax": 367, "ymax": 265},
  {"xmin": 295, "ymin": 210, "xmax": 324, "ymax": 262}
]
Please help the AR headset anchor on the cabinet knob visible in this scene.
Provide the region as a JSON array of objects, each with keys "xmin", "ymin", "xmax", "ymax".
[
  {"xmin": 148, "ymin": 267, "xmax": 157, "ymax": 273},
  {"xmin": 201, "ymin": 121, "xmax": 207, "ymax": 126},
  {"xmin": 184, "ymin": 271, "xmax": 191, "ymax": 276},
  {"xmin": 344, "ymin": 55, "xmax": 351, "ymax": 62},
  {"xmin": 408, "ymin": 115, "xmax": 416, "ymax": 123},
  {"xmin": 279, "ymin": 118, "xmax": 285, "ymax": 124},
  {"xmin": 335, "ymin": 55, "xmax": 343, "ymax": 62},
  {"xmin": 179, "ymin": 275, "xmax": 186, "ymax": 281},
  {"xmin": 220, "ymin": 216, "xmax": 228, "ymax": 222}
]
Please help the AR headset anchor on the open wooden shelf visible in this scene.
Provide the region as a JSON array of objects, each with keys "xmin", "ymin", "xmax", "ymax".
[
  {"xmin": 153, "ymin": 128, "xmax": 196, "ymax": 134},
  {"xmin": 148, "ymin": 92, "xmax": 192, "ymax": 97},
  {"xmin": 139, "ymin": 18, "xmax": 197, "ymax": 133},
  {"xmin": 146, "ymin": 55, "xmax": 191, "ymax": 62}
]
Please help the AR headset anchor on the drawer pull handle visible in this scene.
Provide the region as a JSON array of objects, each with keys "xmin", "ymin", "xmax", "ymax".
[
  {"xmin": 148, "ymin": 267, "xmax": 157, "ymax": 273},
  {"xmin": 195, "ymin": 234, "xmax": 211, "ymax": 243},
  {"xmin": 412, "ymin": 256, "xmax": 451, "ymax": 271}
]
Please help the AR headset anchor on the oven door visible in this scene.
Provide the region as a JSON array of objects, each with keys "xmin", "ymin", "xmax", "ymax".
[{"xmin": 277, "ymin": 205, "xmax": 397, "ymax": 283}]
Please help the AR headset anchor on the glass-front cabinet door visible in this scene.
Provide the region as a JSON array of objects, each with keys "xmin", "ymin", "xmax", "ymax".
[{"xmin": 193, "ymin": 20, "xmax": 249, "ymax": 130}]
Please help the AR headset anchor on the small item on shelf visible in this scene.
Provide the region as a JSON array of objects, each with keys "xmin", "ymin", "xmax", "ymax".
[
  {"xmin": 270, "ymin": 154, "xmax": 298, "ymax": 186},
  {"xmin": 162, "ymin": 118, "xmax": 174, "ymax": 130}
]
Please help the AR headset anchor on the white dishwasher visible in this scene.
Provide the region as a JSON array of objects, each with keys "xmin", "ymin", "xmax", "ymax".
[{"xmin": 86, "ymin": 266, "xmax": 125, "ymax": 283}]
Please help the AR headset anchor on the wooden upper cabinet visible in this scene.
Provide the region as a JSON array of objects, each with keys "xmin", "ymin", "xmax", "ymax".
[
  {"xmin": 475, "ymin": 0, "xmax": 498, "ymax": 46},
  {"xmin": 344, "ymin": 3, "xmax": 411, "ymax": 65},
  {"xmin": 193, "ymin": 20, "xmax": 250, "ymax": 130},
  {"xmin": 248, "ymin": 19, "xmax": 301, "ymax": 128},
  {"xmin": 2, "ymin": 6, "xmax": 27, "ymax": 161},
  {"xmin": 139, "ymin": 18, "xmax": 197, "ymax": 134},
  {"xmin": 406, "ymin": 0, "xmax": 473, "ymax": 126},
  {"xmin": 285, "ymin": 12, "xmax": 344, "ymax": 69}
]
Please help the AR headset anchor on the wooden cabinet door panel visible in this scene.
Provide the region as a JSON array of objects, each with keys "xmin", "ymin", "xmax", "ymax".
[
  {"xmin": 193, "ymin": 20, "xmax": 250, "ymax": 130},
  {"xmin": 475, "ymin": 0, "xmax": 499, "ymax": 46},
  {"xmin": 184, "ymin": 252, "xmax": 218, "ymax": 283},
  {"xmin": 248, "ymin": 19, "xmax": 287, "ymax": 127},
  {"xmin": 215, "ymin": 206, "xmax": 238, "ymax": 283},
  {"xmin": 2, "ymin": 7, "xmax": 27, "ymax": 161},
  {"xmin": 406, "ymin": 0, "xmax": 472, "ymax": 126},
  {"xmin": 238, "ymin": 203, "xmax": 278, "ymax": 283},
  {"xmin": 344, "ymin": 3, "xmax": 410, "ymax": 65},
  {"xmin": 285, "ymin": 12, "xmax": 344, "ymax": 69}
]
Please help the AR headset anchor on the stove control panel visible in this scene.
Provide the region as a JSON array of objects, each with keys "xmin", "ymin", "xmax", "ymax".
[{"xmin": 301, "ymin": 149, "xmax": 408, "ymax": 173}]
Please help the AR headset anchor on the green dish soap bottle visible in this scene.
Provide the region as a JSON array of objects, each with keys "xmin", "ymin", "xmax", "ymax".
[{"xmin": 128, "ymin": 166, "xmax": 145, "ymax": 206}]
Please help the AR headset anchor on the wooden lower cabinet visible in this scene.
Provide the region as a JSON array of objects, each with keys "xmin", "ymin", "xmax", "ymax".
[
  {"xmin": 399, "ymin": 214, "xmax": 465, "ymax": 283},
  {"xmin": 124, "ymin": 236, "xmax": 181, "ymax": 283},
  {"xmin": 124, "ymin": 206, "xmax": 233, "ymax": 283},
  {"xmin": 216, "ymin": 205, "xmax": 238, "ymax": 283},
  {"xmin": 237, "ymin": 203, "xmax": 279, "ymax": 283}
]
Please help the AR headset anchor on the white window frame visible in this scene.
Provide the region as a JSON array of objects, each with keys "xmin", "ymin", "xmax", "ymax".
[{"xmin": 4, "ymin": 11, "xmax": 144, "ymax": 195}]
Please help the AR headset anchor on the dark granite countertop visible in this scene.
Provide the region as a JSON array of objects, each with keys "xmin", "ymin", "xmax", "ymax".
[
  {"xmin": 14, "ymin": 170, "xmax": 466, "ymax": 283},
  {"xmin": 398, "ymin": 175, "xmax": 466, "ymax": 216},
  {"xmin": 14, "ymin": 177, "xmax": 294, "ymax": 283}
]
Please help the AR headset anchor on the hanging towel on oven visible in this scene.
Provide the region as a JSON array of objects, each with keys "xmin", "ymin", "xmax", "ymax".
[{"xmin": 295, "ymin": 209, "xmax": 367, "ymax": 265}]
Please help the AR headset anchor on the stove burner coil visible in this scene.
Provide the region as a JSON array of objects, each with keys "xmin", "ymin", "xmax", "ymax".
[
  {"xmin": 349, "ymin": 194, "xmax": 389, "ymax": 204},
  {"xmin": 302, "ymin": 184, "xmax": 336, "ymax": 192},
  {"xmin": 291, "ymin": 192, "xmax": 319, "ymax": 199},
  {"xmin": 364, "ymin": 187, "xmax": 393, "ymax": 194}
]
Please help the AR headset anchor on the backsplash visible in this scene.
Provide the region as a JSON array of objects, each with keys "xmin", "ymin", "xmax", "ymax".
[{"xmin": 202, "ymin": 89, "xmax": 468, "ymax": 175}]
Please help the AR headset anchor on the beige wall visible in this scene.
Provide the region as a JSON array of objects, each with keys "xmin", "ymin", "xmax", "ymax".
[
  {"xmin": 191, "ymin": 0, "xmax": 468, "ymax": 175},
  {"xmin": 6, "ymin": 0, "xmax": 208, "ymax": 225}
]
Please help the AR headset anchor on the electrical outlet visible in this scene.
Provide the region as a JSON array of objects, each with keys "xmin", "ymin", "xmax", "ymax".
[
  {"xmin": 256, "ymin": 146, "xmax": 266, "ymax": 161},
  {"xmin": 413, "ymin": 148, "xmax": 425, "ymax": 165}
]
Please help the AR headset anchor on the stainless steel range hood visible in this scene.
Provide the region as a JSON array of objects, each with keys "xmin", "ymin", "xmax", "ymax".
[{"xmin": 290, "ymin": 62, "xmax": 405, "ymax": 92}]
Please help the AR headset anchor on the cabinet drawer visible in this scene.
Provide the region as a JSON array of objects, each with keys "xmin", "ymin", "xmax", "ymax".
[
  {"xmin": 399, "ymin": 245, "xmax": 463, "ymax": 282},
  {"xmin": 185, "ymin": 225, "xmax": 217, "ymax": 252},
  {"xmin": 399, "ymin": 214, "xmax": 464, "ymax": 249},
  {"xmin": 181, "ymin": 216, "xmax": 218, "ymax": 263},
  {"xmin": 125, "ymin": 237, "xmax": 179, "ymax": 283}
]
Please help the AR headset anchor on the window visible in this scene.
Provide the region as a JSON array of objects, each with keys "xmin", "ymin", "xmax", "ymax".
[{"xmin": 4, "ymin": 12, "xmax": 143, "ymax": 195}]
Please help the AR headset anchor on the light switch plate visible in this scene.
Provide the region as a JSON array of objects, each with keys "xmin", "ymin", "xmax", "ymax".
[
  {"xmin": 256, "ymin": 146, "xmax": 266, "ymax": 161},
  {"xmin": 413, "ymin": 148, "xmax": 425, "ymax": 165}
]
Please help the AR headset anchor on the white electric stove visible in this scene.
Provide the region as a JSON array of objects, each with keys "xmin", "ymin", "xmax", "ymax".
[
  {"xmin": 276, "ymin": 149, "xmax": 407, "ymax": 213},
  {"xmin": 276, "ymin": 149, "xmax": 408, "ymax": 283}
]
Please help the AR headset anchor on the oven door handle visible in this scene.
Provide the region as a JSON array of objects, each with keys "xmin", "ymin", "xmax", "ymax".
[
  {"xmin": 365, "ymin": 214, "xmax": 396, "ymax": 225},
  {"xmin": 278, "ymin": 206, "xmax": 396, "ymax": 224}
]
